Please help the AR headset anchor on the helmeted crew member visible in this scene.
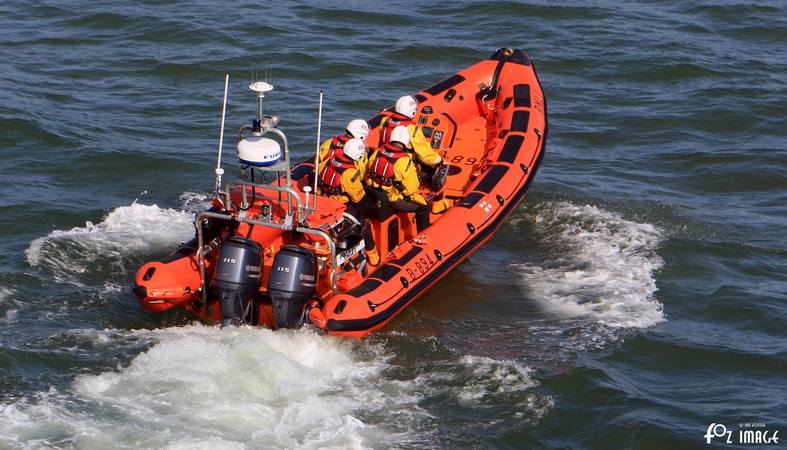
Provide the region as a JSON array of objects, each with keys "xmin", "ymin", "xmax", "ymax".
[
  {"xmin": 317, "ymin": 138, "xmax": 379, "ymax": 266},
  {"xmin": 378, "ymin": 95, "xmax": 442, "ymax": 168},
  {"xmin": 367, "ymin": 125, "xmax": 430, "ymax": 232},
  {"xmin": 318, "ymin": 119, "xmax": 370, "ymax": 173}
]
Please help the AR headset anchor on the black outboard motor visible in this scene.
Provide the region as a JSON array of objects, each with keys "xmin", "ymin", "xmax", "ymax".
[
  {"xmin": 267, "ymin": 245, "xmax": 317, "ymax": 329},
  {"xmin": 213, "ymin": 236, "xmax": 263, "ymax": 327}
]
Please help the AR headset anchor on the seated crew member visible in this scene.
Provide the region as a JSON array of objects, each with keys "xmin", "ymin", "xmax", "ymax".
[
  {"xmin": 318, "ymin": 119, "xmax": 370, "ymax": 173},
  {"xmin": 367, "ymin": 125, "xmax": 430, "ymax": 233},
  {"xmin": 378, "ymin": 95, "xmax": 442, "ymax": 169},
  {"xmin": 317, "ymin": 137, "xmax": 379, "ymax": 266}
]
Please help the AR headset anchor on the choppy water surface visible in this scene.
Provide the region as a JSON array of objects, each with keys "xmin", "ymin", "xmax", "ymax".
[{"xmin": 1, "ymin": 1, "xmax": 785, "ymax": 448}]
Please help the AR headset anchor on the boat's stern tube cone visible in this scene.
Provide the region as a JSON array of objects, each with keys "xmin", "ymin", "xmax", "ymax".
[
  {"xmin": 213, "ymin": 236, "xmax": 263, "ymax": 327},
  {"xmin": 267, "ymin": 245, "xmax": 317, "ymax": 329}
]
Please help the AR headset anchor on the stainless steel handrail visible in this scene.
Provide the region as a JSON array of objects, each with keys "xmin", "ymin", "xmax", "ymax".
[
  {"xmin": 267, "ymin": 128, "xmax": 292, "ymax": 189},
  {"xmin": 226, "ymin": 179, "xmax": 303, "ymax": 222},
  {"xmin": 232, "ymin": 125, "xmax": 295, "ymax": 218}
]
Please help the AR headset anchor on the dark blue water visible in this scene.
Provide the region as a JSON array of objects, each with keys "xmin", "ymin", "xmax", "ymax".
[{"xmin": 1, "ymin": 1, "xmax": 785, "ymax": 448}]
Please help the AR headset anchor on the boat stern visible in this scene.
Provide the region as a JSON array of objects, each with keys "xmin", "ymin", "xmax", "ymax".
[{"xmin": 133, "ymin": 256, "xmax": 201, "ymax": 313}]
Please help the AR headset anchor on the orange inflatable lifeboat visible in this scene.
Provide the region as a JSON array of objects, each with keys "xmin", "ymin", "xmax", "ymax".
[{"xmin": 133, "ymin": 48, "xmax": 547, "ymax": 338}]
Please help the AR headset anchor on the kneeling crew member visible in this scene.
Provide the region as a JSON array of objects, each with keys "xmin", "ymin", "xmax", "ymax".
[
  {"xmin": 318, "ymin": 119, "xmax": 370, "ymax": 173},
  {"xmin": 367, "ymin": 125, "xmax": 430, "ymax": 232},
  {"xmin": 379, "ymin": 95, "xmax": 442, "ymax": 169},
  {"xmin": 318, "ymin": 138, "xmax": 379, "ymax": 266}
]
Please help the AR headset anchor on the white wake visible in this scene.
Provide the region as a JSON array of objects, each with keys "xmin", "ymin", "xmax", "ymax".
[
  {"xmin": 514, "ymin": 202, "xmax": 665, "ymax": 329},
  {"xmin": 0, "ymin": 325, "xmax": 550, "ymax": 449},
  {"xmin": 25, "ymin": 193, "xmax": 209, "ymax": 281},
  {"xmin": 0, "ymin": 326, "xmax": 408, "ymax": 449}
]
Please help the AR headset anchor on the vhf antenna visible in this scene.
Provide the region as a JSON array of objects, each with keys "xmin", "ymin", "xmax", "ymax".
[
  {"xmin": 249, "ymin": 64, "xmax": 274, "ymax": 134},
  {"xmin": 214, "ymin": 73, "xmax": 229, "ymax": 195}
]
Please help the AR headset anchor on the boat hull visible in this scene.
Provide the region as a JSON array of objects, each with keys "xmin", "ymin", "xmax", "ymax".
[
  {"xmin": 318, "ymin": 49, "xmax": 548, "ymax": 337},
  {"xmin": 133, "ymin": 48, "xmax": 547, "ymax": 338}
]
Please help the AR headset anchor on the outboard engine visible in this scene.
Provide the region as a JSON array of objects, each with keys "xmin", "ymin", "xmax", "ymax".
[
  {"xmin": 213, "ymin": 236, "xmax": 263, "ymax": 327},
  {"xmin": 267, "ymin": 245, "xmax": 317, "ymax": 329}
]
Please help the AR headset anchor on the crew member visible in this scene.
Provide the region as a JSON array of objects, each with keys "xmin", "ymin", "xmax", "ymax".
[
  {"xmin": 317, "ymin": 138, "xmax": 379, "ymax": 266},
  {"xmin": 378, "ymin": 95, "xmax": 442, "ymax": 168},
  {"xmin": 367, "ymin": 126, "xmax": 430, "ymax": 232},
  {"xmin": 318, "ymin": 119, "xmax": 370, "ymax": 173}
]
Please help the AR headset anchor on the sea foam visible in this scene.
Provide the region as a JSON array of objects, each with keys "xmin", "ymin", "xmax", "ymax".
[
  {"xmin": 25, "ymin": 195, "xmax": 203, "ymax": 281},
  {"xmin": 0, "ymin": 325, "xmax": 549, "ymax": 448},
  {"xmin": 514, "ymin": 202, "xmax": 665, "ymax": 329}
]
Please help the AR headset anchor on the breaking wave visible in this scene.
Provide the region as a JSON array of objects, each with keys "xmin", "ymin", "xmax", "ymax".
[
  {"xmin": 514, "ymin": 202, "xmax": 665, "ymax": 329},
  {"xmin": 24, "ymin": 193, "xmax": 208, "ymax": 282}
]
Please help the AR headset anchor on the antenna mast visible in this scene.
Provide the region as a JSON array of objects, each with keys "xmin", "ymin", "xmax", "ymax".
[
  {"xmin": 313, "ymin": 90, "xmax": 324, "ymax": 210},
  {"xmin": 214, "ymin": 73, "xmax": 230, "ymax": 194}
]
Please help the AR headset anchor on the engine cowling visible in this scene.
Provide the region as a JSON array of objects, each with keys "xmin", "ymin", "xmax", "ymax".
[
  {"xmin": 267, "ymin": 245, "xmax": 317, "ymax": 329},
  {"xmin": 213, "ymin": 236, "xmax": 263, "ymax": 327}
]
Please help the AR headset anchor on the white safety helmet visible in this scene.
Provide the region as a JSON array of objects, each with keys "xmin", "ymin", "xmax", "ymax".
[
  {"xmin": 345, "ymin": 119, "xmax": 370, "ymax": 140},
  {"xmin": 343, "ymin": 138, "xmax": 367, "ymax": 162},
  {"xmin": 389, "ymin": 125, "xmax": 410, "ymax": 147},
  {"xmin": 394, "ymin": 95, "xmax": 417, "ymax": 118}
]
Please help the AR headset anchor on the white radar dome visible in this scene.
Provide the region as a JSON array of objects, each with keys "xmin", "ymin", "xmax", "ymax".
[
  {"xmin": 249, "ymin": 81, "xmax": 274, "ymax": 94},
  {"xmin": 237, "ymin": 136, "xmax": 281, "ymax": 167}
]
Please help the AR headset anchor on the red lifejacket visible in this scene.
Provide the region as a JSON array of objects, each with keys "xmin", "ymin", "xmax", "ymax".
[
  {"xmin": 369, "ymin": 143, "xmax": 410, "ymax": 187},
  {"xmin": 380, "ymin": 112, "xmax": 414, "ymax": 147},
  {"xmin": 318, "ymin": 148, "xmax": 356, "ymax": 195},
  {"xmin": 324, "ymin": 134, "xmax": 350, "ymax": 162}
]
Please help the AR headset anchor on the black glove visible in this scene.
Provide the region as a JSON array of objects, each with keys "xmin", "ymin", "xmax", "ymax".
[{"xmin": 431, "ymin": 163, "xmax": 449, "ymax": 192}]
